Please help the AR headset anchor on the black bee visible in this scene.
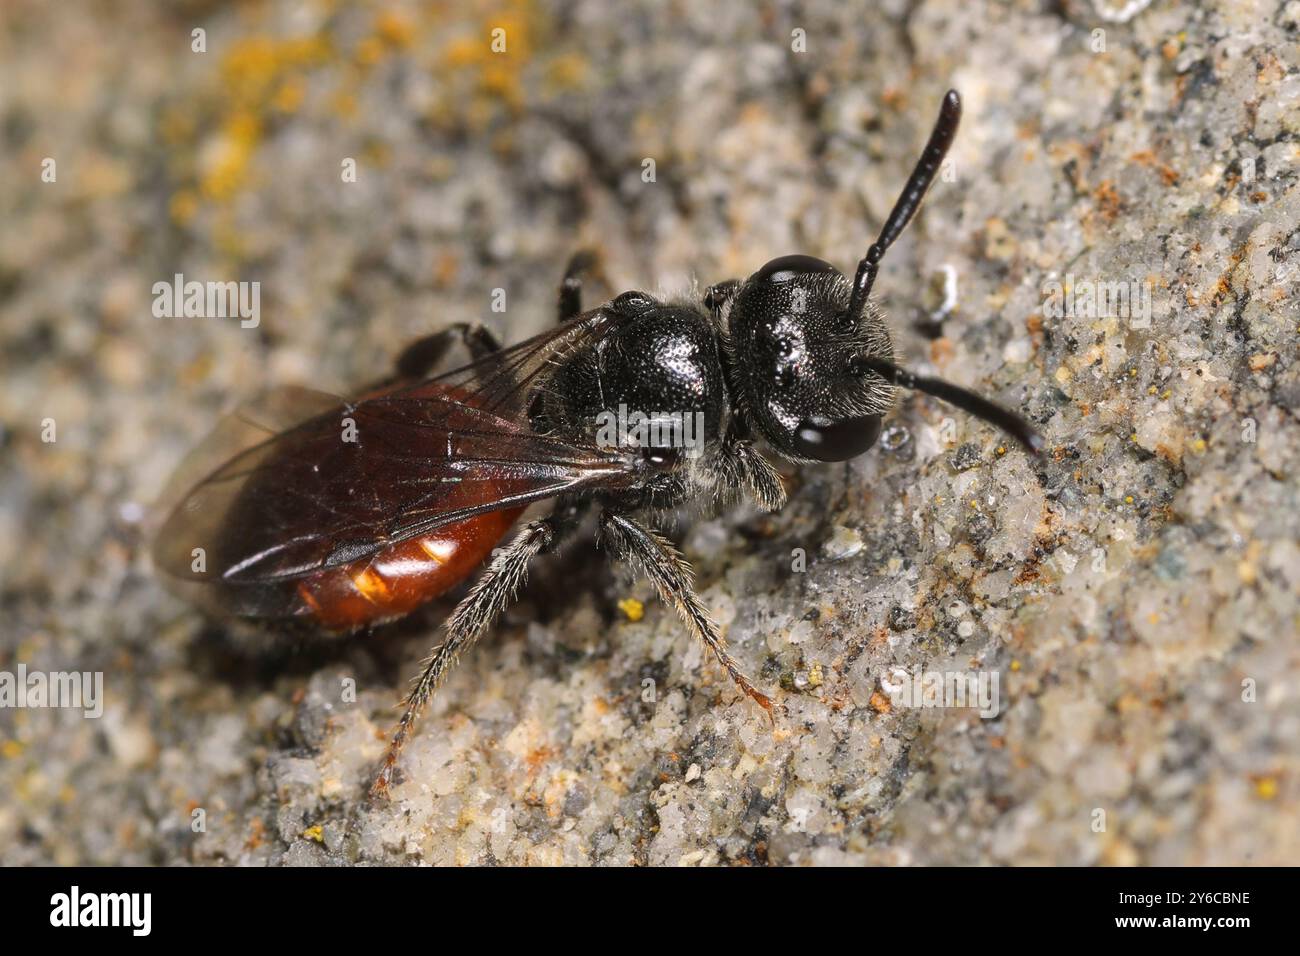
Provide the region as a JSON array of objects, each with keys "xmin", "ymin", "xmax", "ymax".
[{"xmin": 152, "ymin": 89, "xmax": 1042, "ymax": 796}]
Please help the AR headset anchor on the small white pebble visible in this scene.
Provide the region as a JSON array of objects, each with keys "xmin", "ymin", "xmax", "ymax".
[
  {"xmin": 822, "ymin": 525, "xmax": 864, "ymax": 560},
  {"xmin": 1003, "ymin": 337, "xmax": 1032, "ymax": 364}
]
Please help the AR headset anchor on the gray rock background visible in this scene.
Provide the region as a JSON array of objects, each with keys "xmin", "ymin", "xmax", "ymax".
[{"xmin": 1, "ymin": 0, "xmax": 1297, "ymax": 865}]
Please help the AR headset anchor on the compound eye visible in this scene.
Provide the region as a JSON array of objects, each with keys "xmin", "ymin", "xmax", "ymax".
[
  {"xmin": 791, "ymin": 414, "xmax": 883, "ymax": 461},
  {"xmin": 642, "ymin": 446, "xmax": 681, "ymax": 471},
  {"xmin": 612, "ymin": 291, "xmax": 656, "ymax": 315},
  {"xmin": 753, "ymin": 254, "xmax": 838, "ymax": 284}
]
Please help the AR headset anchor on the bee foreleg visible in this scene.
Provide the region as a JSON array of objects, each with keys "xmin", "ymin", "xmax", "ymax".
[
  {"xmin": 719, "ymin": 438, "xmax": 787, "ymax": 512},
  {"xmin": 597, "ymin": 511, "xmax": 775, "ymax": 720}
]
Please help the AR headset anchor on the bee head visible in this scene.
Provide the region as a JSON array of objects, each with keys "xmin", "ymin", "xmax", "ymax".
[{"xmin": 725, "ymin": 254, "xmax": 895, "ymax": 462}]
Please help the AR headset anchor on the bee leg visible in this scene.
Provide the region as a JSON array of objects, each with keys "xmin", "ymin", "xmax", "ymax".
[
  {"xmin": 370, "ymin": 510, "xmax": 574, "ymax": 799},
  {"xmin": 703, "ymin": 279, "xmax": 741, "ymax": 316},
  {"xmin": 717, "ymin": 420, "xmax": 787, "ymax": 512},
  {"xmin": 597, "ymin": 511, "xmax": 775, "ymax": 720},
  {"xmin": 557, "ymin": 250, "xmax": 597, "ymax": 323},
  {"xmin": 722, "ymin": 437, "xmax": 787, "ymax": 512},
  {"xmin": 392, "ymin": 323, "xmax": 502, "ymax": 381}
]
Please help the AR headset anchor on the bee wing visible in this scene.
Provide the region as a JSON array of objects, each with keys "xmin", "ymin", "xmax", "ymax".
[
  {"xmin": 429, "ymin": 307, "xmax": 624, "ymax": 417},
  {"xmin": 152, "ymin": 310, "xmax": 637, "ymax": 588},
  {"xmin": 149, "ymin": 386, "xmax": 342, "ymax": 531}
]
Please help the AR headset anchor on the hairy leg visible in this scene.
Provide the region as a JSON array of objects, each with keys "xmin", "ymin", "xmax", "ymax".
[
  {"xmin": 598, "ymin": 510, "xmax": 774, "ymax": 717},
  {"xmin": 715, "ymin": 420, "xmax": 787, "ymax": 512},
  {"xmin": 371, "ymin": 511, "xmax": 569, "ymax": 797}
]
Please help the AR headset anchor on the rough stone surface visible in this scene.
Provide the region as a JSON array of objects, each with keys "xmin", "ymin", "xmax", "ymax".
[{"xmin": 1, "ymin": 0, "xmax": 1297, "ymax": 866}]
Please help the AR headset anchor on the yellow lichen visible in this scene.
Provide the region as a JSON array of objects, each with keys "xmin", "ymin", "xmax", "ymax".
[
  {"xmin": 545, "ymin": 53, "xmax": 589, "ymax": 91},
  {"xmin": 375, "ymin": 11, "xmax": 416, "ymax": 49},
  {"xmin": 169, "ymin": 190, "xmax": 199, "ymax": 225}
]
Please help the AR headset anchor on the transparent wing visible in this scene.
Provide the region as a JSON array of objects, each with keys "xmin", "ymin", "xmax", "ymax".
[{"xmin": 152, "ymin": 309, "xmax": 636, "ymax": 588}]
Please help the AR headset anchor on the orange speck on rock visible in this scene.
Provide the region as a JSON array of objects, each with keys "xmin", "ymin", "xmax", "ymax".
[
  {"xmin": 1092, "ymin": 180, "xmax": 1122, "ymax": 221},
  {"xmin": 525, "ymin": 746, "xmax": 555, "ymax": 774},
  {"xmin": 244, "ymin": 817, "xmax": 266, "ymax": 851},
  {"xmin": 929, "ymin": 336, "xmax": 955, "ymax": 367}
]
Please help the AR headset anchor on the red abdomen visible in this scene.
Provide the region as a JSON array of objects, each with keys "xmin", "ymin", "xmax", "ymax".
[
  {"xmin": 293, "ymin": 506, "xmax": 523, "ymax": 630},
  {"xmin": 154, "ymin": 377, "xmax": 532, "ymax": 632},
  {"xmin": 287, "ymin": 379, "xmax": 526, "ymax": 630}
]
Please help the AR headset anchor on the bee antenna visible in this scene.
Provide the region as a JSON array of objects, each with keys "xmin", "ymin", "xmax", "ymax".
[
  {"xmin": 848, "ymin": 90, "xmax": 962, "ymax": 323},
  {"xmin": 854, "ymin": 355, "xmax": 1045, "ymax": 456}
]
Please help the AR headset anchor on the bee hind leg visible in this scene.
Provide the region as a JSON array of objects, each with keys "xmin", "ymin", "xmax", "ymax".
[{"xmin": 370, "ymin": 504, "xmax": 582, "ymax": 799}]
